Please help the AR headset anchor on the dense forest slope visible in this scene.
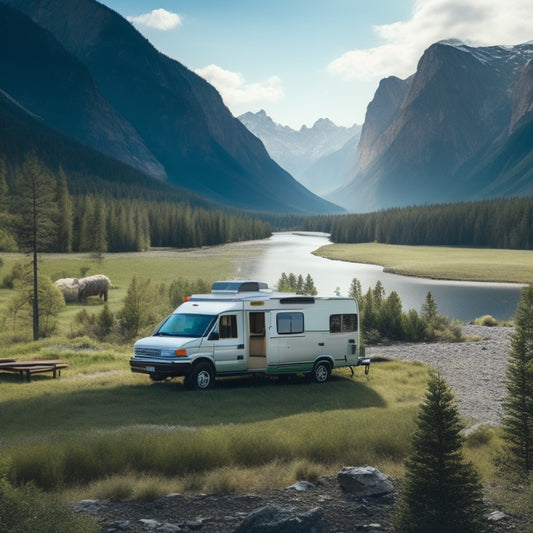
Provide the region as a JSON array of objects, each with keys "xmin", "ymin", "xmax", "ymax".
[{"xmin": 0, "ymin": 0, "xmax": 340, "ymax": 215}]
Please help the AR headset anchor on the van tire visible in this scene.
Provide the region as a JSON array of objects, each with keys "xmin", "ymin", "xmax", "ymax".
[
  {"xmin": 313, "ymin": 361, "xmax": 331, "ymax": 383},
  {"xmin": 186, "ymin": 362, "xmax": 214, "ymax": 390}
]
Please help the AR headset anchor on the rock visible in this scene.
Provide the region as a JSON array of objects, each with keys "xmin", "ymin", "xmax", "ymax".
[
  {"xmin": 139, "ymin": 518, "xmax": 161, "ymax": 528},
  {"xmin": 184, "ymin": 519, "xmax": 203, "ymax": 530},
  {"xmin": 286, "ymin": 481, "xmax": 316, "ymax": 492},
  {"xmin": 233, "ymin": 504, "xmax": 327, "ymax": 533},
  {"xmin": 74, "ymin": 499, "xmax": 109, "ymax": 515},
  {"xmin": 337, "ymin": 466, "xmax": 394, "ymax": 496},
  {"xmin": 157, "ymin": 524, "xmax": 182, "ymax": 532},
  {"xmin": 487, "ymin": 510, "xmax": 507, "ymax": 521}
]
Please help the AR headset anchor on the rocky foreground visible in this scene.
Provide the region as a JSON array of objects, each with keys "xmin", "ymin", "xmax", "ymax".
[{"xmin": 78, "ymin": 325, "xmax": 527, "ymax": 532}]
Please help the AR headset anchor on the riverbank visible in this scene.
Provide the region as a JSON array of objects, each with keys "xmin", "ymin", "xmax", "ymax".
[
  {"xmin": 313, "ymin": 242, "xmax": 533, "ymax": 284},
  {"xmin": 367, "ymin": 324, "xmax": 513, "ymax": 426}
]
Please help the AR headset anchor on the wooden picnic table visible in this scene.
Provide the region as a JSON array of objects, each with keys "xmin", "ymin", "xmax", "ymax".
[{"xmin": 0, "ymin": 360, "xmax": 68, "ymax": 381}]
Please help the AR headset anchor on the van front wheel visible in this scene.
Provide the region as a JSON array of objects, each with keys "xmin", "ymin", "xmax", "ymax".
[
  {"xmin": 313, "ymin": 361, "xmax": 330, "ymax": 383},
  {"xmin": 186, "ymin": 362, "xmax": 214, "ymax": 390}
]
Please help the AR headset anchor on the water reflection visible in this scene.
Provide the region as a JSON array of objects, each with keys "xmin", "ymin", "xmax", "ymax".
[{"xmin": 236, "ymin": 232, "xmax": 523, "ymax": 321}]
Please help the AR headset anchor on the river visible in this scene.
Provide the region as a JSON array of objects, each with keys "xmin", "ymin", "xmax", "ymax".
[{"xmin": 235, "ymin": 232, "xmax": 523, "ymax": 321}]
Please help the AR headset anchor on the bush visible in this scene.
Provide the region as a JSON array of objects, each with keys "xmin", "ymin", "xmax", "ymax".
[
  {"xmin": 351, "ymin": 279, "xmax": 463, "ymax": 345},
  {"xmin": 473, "ymin": 315, "xmax": 498, "ymax": 327},
  {"xmin": 0, "ymin": 461, "xmax": 98, "ymax": 533}
]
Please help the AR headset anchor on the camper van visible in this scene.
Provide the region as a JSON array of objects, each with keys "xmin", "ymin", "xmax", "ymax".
[{"xmin": 130, "ymin": 281, "xmax": 370, "ymax": 389}]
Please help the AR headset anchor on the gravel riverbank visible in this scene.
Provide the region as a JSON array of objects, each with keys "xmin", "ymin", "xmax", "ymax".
[{"xmin": 366, "ymin": 324, "xmax": 514, "ymax": 426}]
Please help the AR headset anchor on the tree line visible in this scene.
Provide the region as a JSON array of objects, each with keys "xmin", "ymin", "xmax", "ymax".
[
  {"xmin": 302, "ymin": 197, "xmax": 533, "ymax": 249},
  {"xmin": 0, "ymin": 153, "xmax": 271, "ymax": 254}
]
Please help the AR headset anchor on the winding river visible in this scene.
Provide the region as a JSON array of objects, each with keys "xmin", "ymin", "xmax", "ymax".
[{"xmin": 235, "ymin": 232, "xmax": 523, "ymax": 321}]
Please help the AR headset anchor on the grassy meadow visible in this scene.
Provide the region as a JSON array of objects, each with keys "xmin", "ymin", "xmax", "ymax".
[
  {"xmin": 0, "ymin": 244, "xmax": 510, "ymax": 504},
  {"xmin": 314, "ymin": 243, "xmax": 533, "ymax": 284}
]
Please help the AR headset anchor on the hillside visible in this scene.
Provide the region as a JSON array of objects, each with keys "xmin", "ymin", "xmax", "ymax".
[{"xmin": 0, "ymin": 0, "xmax": 341, "ymax": 215}]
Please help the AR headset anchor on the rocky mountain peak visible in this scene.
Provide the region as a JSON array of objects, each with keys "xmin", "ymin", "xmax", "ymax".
[
  {"xmin": 327, "ymin": 40, "xmax": 533, "ymax": 212},
  {"xmin": 238, "ymin": 109, "xmax": 361, "ymax": 193}
]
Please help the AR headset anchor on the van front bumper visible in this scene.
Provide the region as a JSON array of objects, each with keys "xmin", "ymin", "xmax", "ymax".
[{"xmin": 130, "ymin": 357, "xmax": 192, "ymax": 378}]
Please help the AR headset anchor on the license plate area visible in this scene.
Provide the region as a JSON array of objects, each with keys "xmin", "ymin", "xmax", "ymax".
[{"xmin": 146, "ymin": 365, "xmax": 156, "ymax": 372}]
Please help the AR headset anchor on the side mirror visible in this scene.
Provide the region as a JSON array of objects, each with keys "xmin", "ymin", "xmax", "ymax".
[{"xmin": 208, "ymin": 331, "xmax": 219, "ymax": 341}]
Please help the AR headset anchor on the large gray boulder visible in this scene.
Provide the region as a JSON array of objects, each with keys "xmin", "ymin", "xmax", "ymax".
[
  {"xmin": 337, "ymin": 466, "xmax": 394, "ymax": 496},
  {"xmin": 233, "ymin": 504, "xmax": 327, "ymax": 533}
]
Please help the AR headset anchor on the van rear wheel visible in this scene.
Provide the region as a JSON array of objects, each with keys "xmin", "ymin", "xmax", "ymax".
[
  {"xmin": 186, "ymin": 362, "xmax": 214, "ymax": 390},
  {"xmin": 313, "ymin": 361, "xmax": 330, "ymax": 383}
]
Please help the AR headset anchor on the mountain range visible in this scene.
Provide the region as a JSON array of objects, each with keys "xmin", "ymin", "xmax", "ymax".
[
  {"xmin": 0, "ymin": 0, "xmax": 341, "ymax": 215},
  {"xmin": 327, "ymin": 40, "xmax": 533, "ymax": 212},
  {"xmin": 238, "ymin": 110, "xmax": 361, "ymax": 196}
]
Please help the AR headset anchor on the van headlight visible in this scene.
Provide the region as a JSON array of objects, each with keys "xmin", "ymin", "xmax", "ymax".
[{"xmin": 161, "ymin": 349, "xmax": 187, "ymax": 357}]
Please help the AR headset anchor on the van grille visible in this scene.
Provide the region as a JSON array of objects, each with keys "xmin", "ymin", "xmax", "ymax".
[{"xmin": 134, "ymin": 347, "xmax": 161, "ymax": 358}]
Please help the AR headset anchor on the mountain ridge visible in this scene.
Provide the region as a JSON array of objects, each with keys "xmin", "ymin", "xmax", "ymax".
[{"xmin": 0, "ymin": 0, "xmax": 341, "ymax": 214}]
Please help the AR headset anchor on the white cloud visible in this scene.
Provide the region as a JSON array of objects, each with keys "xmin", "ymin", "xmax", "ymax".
[
  {"xmin": 127, "ymin": 8, "xmax": 181, "ymax": 31},
  {"xmin": 195, "ymin": 64, "xmax": 283, "ymax": 107},
  {"xmin": 328, "ymin": 0, "xmax": 533, "ymax": 81}
]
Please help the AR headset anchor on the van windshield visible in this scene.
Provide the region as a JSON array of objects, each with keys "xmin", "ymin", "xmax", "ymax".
[{"xmin": 155, "ymin": 314, "xmax": 216, "ymax": 338}]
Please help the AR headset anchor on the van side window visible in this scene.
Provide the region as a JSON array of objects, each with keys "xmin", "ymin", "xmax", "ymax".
[
  {"xmin": 277, "ymin": 312, "xmax": 304, "ymax": 334},
  {"xmin": 330, "ymin": 314, "xmax": 358, "ymax": 333},
  {"xmin": 219, "ymin": 314, "xmax": 238, "ymax": 338}
]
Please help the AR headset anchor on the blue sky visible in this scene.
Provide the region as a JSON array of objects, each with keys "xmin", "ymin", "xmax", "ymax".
[{"xmin": 99, "ymin": 0, "xmax": 533, "ymax": 129}]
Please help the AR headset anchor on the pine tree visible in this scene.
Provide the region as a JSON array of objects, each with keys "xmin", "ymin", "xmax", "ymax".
[
  {"xmin": 54, "ymin": 167, "xmax": 73, "ymax": 252},
  {"xmin": 91, "ymin": 200, "xmax": 107, "ymax": 262},
  {"xmin": 96, "ymin": 304, "xmax": 114, "ymax": 341},
  {"xmin": 277, "ymin": 273, "xmax": 290, "ymax": 292},
  {"xmin": 348, "ymin": 277, "xmax": 362, "ymax": 301},
  {"xmin": 302, "ymin": 274, "xmax": 317, "ymax": 295},
  {"xmin": 395, "ymin": 373, "xmax": 484, "ymax": 533},
  {"xmin": 0, "ymin": 158, "xmax": 18, "ymax": 252},
  {"xmin": 295, "ymin": 274, "xmax": 304, "ymax": 294},
  {"xmin": 12, "ymin": 153, "xmax": 58, "ymax": 340},
  {"xmin": 378, "ymin": 291, "xmax": 404, "ymax": 340},
  {"xmin": 422, "ymin": 291, "xmax": 438, "ymax": 324},
  {"xmin": 501, "ymin": 284, "xmax": 533, "ymax": 475}
]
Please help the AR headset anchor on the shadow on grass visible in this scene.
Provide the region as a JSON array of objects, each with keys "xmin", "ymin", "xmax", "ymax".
[{"xmin": 0, "ymin": 371, "xmax": 385, "ymax": 440}]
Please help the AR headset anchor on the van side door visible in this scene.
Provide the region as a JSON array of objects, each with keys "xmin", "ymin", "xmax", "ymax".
[
  {"xmin": 269, "ymin": 310, "xmax": 311, "ymax": 373},
  {"xmin": 207, "ymin": 312, "xmax": 246, "ymax": 374}
]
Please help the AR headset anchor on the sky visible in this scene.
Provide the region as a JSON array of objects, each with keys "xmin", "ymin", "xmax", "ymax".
[{"xmin": 99, "ymin": 0, "xmax": 533, "ymax": 129}]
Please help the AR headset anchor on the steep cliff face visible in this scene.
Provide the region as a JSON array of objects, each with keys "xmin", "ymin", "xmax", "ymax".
[
  {"xmin": 509, "ymin": 59, "xmax": 533, "ymax": 133},
  {"xmin": 328, "ymin": 41, "xmax": 533, "ymax": 212},
  {"xmin": 2, "ymin": 0, "xmax": 341, "ymax": 214}
]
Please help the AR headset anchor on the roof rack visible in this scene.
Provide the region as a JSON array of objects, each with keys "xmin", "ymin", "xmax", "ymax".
[{"xmin": 211, "ymin": 280, "xmax": 270, "ymax": 294}]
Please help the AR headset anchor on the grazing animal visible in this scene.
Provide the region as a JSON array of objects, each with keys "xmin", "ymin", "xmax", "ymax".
[
  {"xmin": 53, "ymin": 278, "xmax": 80, "ymax": 303},
  {"xmin": 78, "ymin": 274, "xmax": 112, "ymax": 303},
  {"xmin": 54, "ymin": 275, "xmax": 113, "ymax": 304}
]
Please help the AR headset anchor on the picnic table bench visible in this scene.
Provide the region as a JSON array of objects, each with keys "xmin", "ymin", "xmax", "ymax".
[{"xmin": 0, "ymin": 360, "xmax": 68, "ymax": 381}]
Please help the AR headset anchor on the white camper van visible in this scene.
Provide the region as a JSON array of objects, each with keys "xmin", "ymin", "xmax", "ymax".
[{"xmin": 130, "ymin": 281, "xmax": 370, "ymax": 389}]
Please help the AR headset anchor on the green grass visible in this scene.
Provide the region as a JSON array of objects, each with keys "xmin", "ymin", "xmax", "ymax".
[
  {"xmin": 0, "ymin": 246, "xmax": 255, "ymax": 336},
  {"xmin": 314, "ymin": 243, "xmax": 533, "ymax": 284},
  {"xmin": 0, "ymin": 246, "xmax": 521, "ymax": 513},
  {"xmin": 0, "ymin": 334, "xmax": 429, "ymax": 493}
]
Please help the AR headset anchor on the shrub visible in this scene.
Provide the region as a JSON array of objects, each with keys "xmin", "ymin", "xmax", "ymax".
[
  {"xmin": 0, "ymin": 461, "xmax": 98, "ymax": 533},
  {"xmin": 473, "ymin": 315, "xmax": 498, "ymax": 327}
]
